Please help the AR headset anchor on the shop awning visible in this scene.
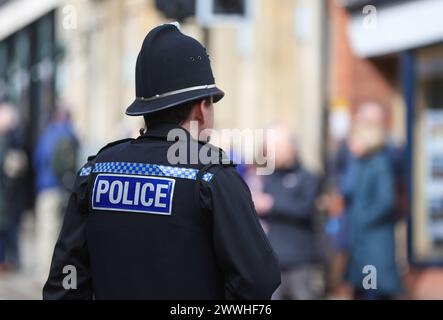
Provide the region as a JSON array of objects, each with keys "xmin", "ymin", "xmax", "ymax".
[
  {"xmin": 348, "ymin": 0, "xmax": 443, "ymax": 58},
  {"xmin": 0, "ymin": 0, "xmax": 62, "ymax": 41}
]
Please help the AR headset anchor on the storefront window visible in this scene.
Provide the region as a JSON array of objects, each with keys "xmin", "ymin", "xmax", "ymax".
[{"xmin": 413, "ymin": 44, "xmax": 443, "ymax": 263}]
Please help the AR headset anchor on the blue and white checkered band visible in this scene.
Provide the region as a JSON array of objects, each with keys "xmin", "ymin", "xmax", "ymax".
[
  {"xmin": 79, "ymin": 166, "xmax": 92, "ymax": 176},
  {"xmin": 81, "ymin": 162, "xmax": 214, "ymax": 182}
]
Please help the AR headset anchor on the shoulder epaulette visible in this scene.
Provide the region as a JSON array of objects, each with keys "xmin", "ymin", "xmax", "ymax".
[
  {"xmin": 87, "ymin": 154, "xmax": 97, "ymax": 162},
  {"xmin": 96, "ymin": 138, "xmax": 134, "ymax": 155}
]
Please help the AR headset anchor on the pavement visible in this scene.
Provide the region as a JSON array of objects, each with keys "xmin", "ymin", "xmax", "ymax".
[
  {"xmin": 0, "ymin": 213, "xmax": 44, "ymax": 300},
  {"xmin": 0, "ymin": 271, "xmax": 42, "ymax": 300}
]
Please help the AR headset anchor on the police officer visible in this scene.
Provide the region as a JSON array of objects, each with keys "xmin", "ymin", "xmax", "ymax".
[{"xmin": 43, "ymin": 23, "xmax": 280, "ymax": 300}]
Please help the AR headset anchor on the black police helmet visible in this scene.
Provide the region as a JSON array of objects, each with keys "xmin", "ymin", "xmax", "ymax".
[{"xmin": 126, "ymin": 23, "xmax": 224, "ymax": 116}]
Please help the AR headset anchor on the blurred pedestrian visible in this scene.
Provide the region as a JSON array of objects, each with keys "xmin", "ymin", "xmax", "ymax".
[
  {"xmin": 323, "ymin": 134, "xmax": 353, "ymax": 298},
  {"xmin": 253, "ymin": 125, "xmax": 323, "ymax": 300},
  {"xmin": 0, "ymin": 102, "xmax": 28, "ymax": 272},
  {"xmin": 343, "ymin": 101, "xmax": 402, "ymax": 299},
  {"xmin": 33, "ymin": 107, "xmax": 78, "ymax": 282}
]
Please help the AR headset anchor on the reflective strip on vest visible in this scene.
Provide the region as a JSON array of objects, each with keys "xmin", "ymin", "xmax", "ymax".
[{"xmin": 79, "ymin": 162, "xmax": 214, "ymax": 182}]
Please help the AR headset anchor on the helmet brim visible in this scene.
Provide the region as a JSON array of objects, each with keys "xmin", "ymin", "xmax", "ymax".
[{"xmin": 126, "ymin": 86, "xmax": 224, "ymax": 116}]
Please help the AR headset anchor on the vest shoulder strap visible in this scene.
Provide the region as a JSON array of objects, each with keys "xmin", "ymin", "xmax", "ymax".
[{"xmin": 96, "ymin": 138, "xmax": 135, "ymax": 155}]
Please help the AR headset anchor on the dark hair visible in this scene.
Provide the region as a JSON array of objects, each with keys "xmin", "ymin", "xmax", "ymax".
[{"xmin": 143, "ymin": 98, "xmax": 207, "ymax": 128}]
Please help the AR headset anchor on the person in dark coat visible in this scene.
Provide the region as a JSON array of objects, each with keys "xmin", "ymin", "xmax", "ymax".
[
  {"xmin": 343, "ymin": 102, "xmax": 402, "ymax": 299},
  {"xmin": 253, "ymin": 125, "xmax": 322, "ymax": 299},
  {"xmin": 0, "ymin": 103, "xmax": 28, "ymax": 271}
]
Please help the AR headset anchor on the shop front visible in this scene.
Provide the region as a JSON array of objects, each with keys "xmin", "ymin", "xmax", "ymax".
[
  {"xmin": 345, "ymin": 0, "xmax": 443, "ymax": 265},
  {"xmin": 411, "ymin": 45, "xmax": 443, "ymax": 264}
]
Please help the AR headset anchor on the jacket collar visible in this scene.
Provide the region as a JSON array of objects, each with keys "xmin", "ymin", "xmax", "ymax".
[
  {"xmin": 137, "ymin": 122, "xmax": 203, "ymax": 144},
  {"xmin": 136, "ymin": 122, "xmax": 233, "ymax": 165}
]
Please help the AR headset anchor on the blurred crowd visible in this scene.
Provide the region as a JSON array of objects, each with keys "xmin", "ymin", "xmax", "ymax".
[
  {"xmin": 0, "ymin": 101, "xmax": 78, "ymax": 285},
  {"xmin": 242, "ymin": 100, "xmax": 407, "ymax": 300},
  {"xmin": 0, "ymin": 98, "xmax": 407, "ymax": 299}
]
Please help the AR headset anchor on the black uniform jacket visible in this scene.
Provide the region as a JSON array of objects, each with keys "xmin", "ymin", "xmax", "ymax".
[{"xmin": 43, "ymin": 123, "xmax": 280, "ymax": 300}]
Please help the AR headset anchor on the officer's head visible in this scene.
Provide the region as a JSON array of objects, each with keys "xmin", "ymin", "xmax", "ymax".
[{"xmin": 126, "ymin": 23, "xmax": 223, "ymax": 136}]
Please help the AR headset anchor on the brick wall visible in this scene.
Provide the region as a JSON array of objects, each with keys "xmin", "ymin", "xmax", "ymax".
[{"xmin": 328, "ymin": 0, "xmax": 398, "ymax": 124}]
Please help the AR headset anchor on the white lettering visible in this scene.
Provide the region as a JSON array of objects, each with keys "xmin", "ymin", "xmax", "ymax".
[
  {"xmin": 133, "ymin": 182, "xmax": 141, "ymax": 205},
  {"xmin": 140, "ymin": 183, "xmax": 154, "ymax": 207},
  {"xmin": 155, "ymin": 184, "xmax": 168, "ymax": 208},
  {"xmin": 109, "ymin": 181, "xmax": 123, "ymax": 204},
  {"xmin": 122, "ymin": 181, "xmax": 133, "ymax": 205},
  {"xmin": 95, "ymin": 180, "xmax": 109, "ymax": 203}
]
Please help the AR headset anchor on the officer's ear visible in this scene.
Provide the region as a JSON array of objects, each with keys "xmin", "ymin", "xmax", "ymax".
[
  {"xmin": 186, "ymin": 100, "xmax": 201, "ymax": 124},
  {"xmin": 192, "ymin": 99, "xmax": 207, "ymax": 123},
  {"xmin": 187, "ymin": 98, "xmax": 212, "ymax": 131}
]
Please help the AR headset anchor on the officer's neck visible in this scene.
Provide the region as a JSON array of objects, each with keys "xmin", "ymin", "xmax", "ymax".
[{"xmin": 181, "ymin": 120, "xmax": 209, "ymax": 141}]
